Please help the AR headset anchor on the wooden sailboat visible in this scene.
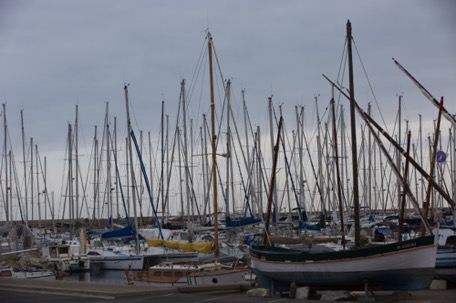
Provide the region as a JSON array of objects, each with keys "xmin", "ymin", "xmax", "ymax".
[
  {"xmin": 250, "ymin": 235, "xmax": 435, "ymax": 291},
  {"xmin": 127, "ymin": 260, "xmax": 248, "ymax": 285},
  {"xmin": 249, "ymin": 20, "xmax": 437, "ymax": 292},
  {"xmin": 127, "ymin": 32, "xmax": 250, "ymax": 285}
]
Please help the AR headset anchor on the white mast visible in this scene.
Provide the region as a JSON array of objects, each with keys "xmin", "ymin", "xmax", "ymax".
[
  {"xmin": 3, "ymin": 104, "xmax": 9, "ymax": 222},
  {"xmin": 268, "ymin": 97, "xmax": 278, "ymax": 223},
  {"xmin": 124, "ymin": 84, "xmax": 140, "ymax": 254},
  {"xmin": 75, "ymin": 105, "xmax": 79, "ymax": 221},
  {"xmin": 21, "ymin": 110, "xmax": 28, "ymax": 225}
]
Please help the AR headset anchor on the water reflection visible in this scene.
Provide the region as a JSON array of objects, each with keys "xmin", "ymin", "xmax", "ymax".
[{"xmin": 58, "ymin": 270, "xmax": 129, "ymax": 285}]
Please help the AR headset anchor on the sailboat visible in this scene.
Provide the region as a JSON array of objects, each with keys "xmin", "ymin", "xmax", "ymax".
[
  {"xmin": 250, "ymin": 235, "xmax": 435, "ymax": 291},
  {"xmin": 434, "ymin": 226, "xmax": 456, "ymax": 283},
  {"xmin": 127, "ymin": 32, "xmax": 250, "ymax": 286},
  {"xmin": 249, "ymin": 20, "xmax": 437, "ymax": 292}
]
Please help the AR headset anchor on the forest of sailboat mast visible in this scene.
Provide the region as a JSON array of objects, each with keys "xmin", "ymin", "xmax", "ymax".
[{"xmin": 0, "ymin": 31, "xmax": 454, "ymax": 233}]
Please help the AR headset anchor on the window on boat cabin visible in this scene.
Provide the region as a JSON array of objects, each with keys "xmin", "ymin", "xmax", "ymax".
[
  {"xmin": 153, "ymin": 272, "xmax": 161, "ymax": 277},
  {"xmin": 92, "ymin": 240, "xmax": 103, "ymax": 248},
  {"xmin": 447, "ymin": 235, "xmax": 456, "ymax": 246},
  {"xmin": 58, "ymin": 247, "xmax": 69, "ymax": 256},
  {"xmin": 50, "ymin": 247, "xmax": 57, "ymax": 257}
]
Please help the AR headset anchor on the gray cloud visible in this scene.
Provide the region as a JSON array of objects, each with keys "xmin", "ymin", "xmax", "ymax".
[{"xmin": 0, "ymin": 0, "xmax": 454, "ymax": 219}]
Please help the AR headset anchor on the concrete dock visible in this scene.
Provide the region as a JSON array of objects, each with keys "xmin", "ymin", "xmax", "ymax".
[
  {"xmin": 0, "ymin": 277, "xmax": 253, "ymax": 300},
  {"xmin": 1, "ymin": 277, "xmax": 455, "ymax": 302}
]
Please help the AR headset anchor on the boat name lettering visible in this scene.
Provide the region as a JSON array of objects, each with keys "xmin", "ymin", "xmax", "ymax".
[{"xmin": 396, "ymin": 242, "xmax": 417, "ymax": 250}]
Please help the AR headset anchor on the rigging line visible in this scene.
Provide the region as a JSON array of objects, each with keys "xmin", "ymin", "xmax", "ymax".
[
  {"xmin": 326, "ymin": 122, "xmax": 342, "ymax": 213},
  {"xmin": 60, "ymin": 177, "xmax": 69, "ymax": 223},
  {"xmin": 227, "ymin": 91, "xmax": 251, "ymax": 179},
  {"xmin": 187, "ymin": 47, "xmax": 207, "ymax": 131},
  {"xmin": 188, "ymin": 53, "xmax": 224, "ymax": 158},
  {"xmin": 108, "ymin": 127, "xmax": 129, "ymax": 223},
  {"xmin": 293, "ymin": 105, "xmax": 326, "ymax": 213},
  {"xmin": 263, "ymin": 116, "xmax": 283, "ymax": 243},
  {"xmin": 336, "ymin": 39, "xmax": 348, "ymax": 91},
  {"xmin": 324, "ymin": 74, "xmax": 454, "ymax": 210},
  {"xmin": 176, "ymin": 131, "xmax": 203, "ymax": 223},
  {"xmin": 188, "ymin": 33, "xmax": 227, "ymax": 133},
  {"xmin": 301, "ymin": 112, "xmax": 325, "ymax": 213},
  {"xmin": 202, "ymin": 115, "xmax": 215, "ymax": 213},
  {"xmin": 315, "ymin": 99, "xmax": 329, "ymax": 207},
  {"xmin": 352, "ymin": 39, "xmax": 388, "ymax": 133},
  {"xmin": 149, "ymin": 131, "xmax": 161, "ymax": 201},
  {"xmin": 215, "ymin": 154, "xmax": 227, "ymax": 211},
  {"xmin": 130, "ymin": 130, "xmax": 163, "ymax": 239},
  {"xmin": 301, "ymin": 104, "xmax": 321, "ymax": 148},
  {"xmin": 248, "ymin": 131, "xmax": 266, "ymax": 221},
  {"xmin": 212, "ymin": 38, "xmax": 230, "ymax": 148},
  {"xmin": 187, "ymin": 35, "xmax": 209, "ymax": 100},
  {"xmin": 191, "ymin": 86, "xmax": 228, "ymax": 218},
  {"xmin": 125, "ymin": 89, "xmax": 144, "ymax": 137},
  {"xmin": 212, "ymin": 40, "xmax": 227, "ymax": 93},
  {"xmin": 215, "ymin": 82, "xmax": 228, "ymax": 144},
  {"xmin": 70, "ymin": 108, "xmax": 94, "ymax": 220},
  {"xmin": 302, "ymin": 101, "xmax": 329, "ymax": 154},
  {"xmin": 274, "ymin": 110, "xmax": 304, "ymax": 222},
  {"xmin": 242, "ymin": 115, "xmax": 264, "ymax": 217},
  {"xmin": 203, "ymin": 86, "xmax": 229, "ymax": 212},
  {"xmin": 284, "ymin": 127, "xmax": 298, "ymax": 214},
  {"xmin": 183, "ymin": 165, "xmax": 204, "ymax": 223},
  {"xmin": 231, "ymin": 130, "xmax": 254, "ymax": 217},
  {"xmin": 252, "ymin": 127, "xmax": 272, "ymax": 216},
  {"xmin": 160, "ymin": 82, "xmax": 186, "ymax": 217},
  {"xmin": 358, "ymin": 125, "xmax": 368, "ymax": 209},
  {"xmin": 390, "ymin": 104, "xmax": 400, "ymax": 149},
  {"xmin": 75, "ymin": 148, "xmax": 90, "ymax": 219},
  {"xmin": 256, "ymin": 146, "xmax": 272, "ymax": 210},
  {"xmin": 236, "ymin": 127, "xmax": 257, "ymax": 215},
  {"xmin": 318, "ymin": 100, "xmax": 331, "ymax": 124},
  {"xmin": 241, "ymin": 90, "xmax": 259, "ymax": 150},
  {"xmin": 129, "ymin": 155, "xmax": 145, "ymax": 226},
  {"xmin": 92, "ymin": 138, "xmax": 102, "ymax": 222},
  {"xmin": 319, "ymin": 116, "xmax": 333, "ymax": 211},
  {"xmin": 393, "ymin": 58, "xmax": 456, "ymax": 127},
  {"xmin": 163, "ymin": 121, "xmax": 180, "ymax": 221},
  {"xmin": 282, "ymin": 112, "xmax": 297, "ymax": 165},
  {"xmin": 437, "ymin": 163, "xmax": 451, "ymax": 204},
  {"xmin": 36, "ymin": 148, "xmax": 55, "ymax": 222},
  {"xmin": 59, "ymin": 126, "xmax": 71, "ymax": 220},
  {"xmin": 10, "ymin": 151, "xmax": 25, "ymax": 224}
]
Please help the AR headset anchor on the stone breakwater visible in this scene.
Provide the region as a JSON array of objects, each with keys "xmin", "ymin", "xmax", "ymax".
[{"xmin": 0, "ymin": 250, "xmax": 51, "ymax": 271}]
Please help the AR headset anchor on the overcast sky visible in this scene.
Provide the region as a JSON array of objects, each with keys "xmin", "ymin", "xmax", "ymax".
[{"xmin": 0, "ymin": 0, "xmax": 455, "ymax": 219}]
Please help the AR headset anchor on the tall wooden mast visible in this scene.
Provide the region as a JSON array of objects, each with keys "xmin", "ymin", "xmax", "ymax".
[
  {"xmin": 346, "ymin": 20, "xmax": 361, "ymax": 247},
  {"xmin": 207, "ymin": 32, "xmax": 219, "ymax": 259}
]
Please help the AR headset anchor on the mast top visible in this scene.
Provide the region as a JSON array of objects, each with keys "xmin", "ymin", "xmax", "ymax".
[{"xmin": 346, "ymin": 19, "xmax": 352, "ymax": 36}]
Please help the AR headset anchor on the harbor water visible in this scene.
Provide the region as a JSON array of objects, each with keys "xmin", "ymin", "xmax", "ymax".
[{"xmin": 59, "ymin": 270, "xmax": 129, "ymax": 285}]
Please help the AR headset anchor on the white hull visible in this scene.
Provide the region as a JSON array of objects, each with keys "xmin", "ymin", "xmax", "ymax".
[
  {"xmin": 89, "ymin": 255, "xmax": 144, "ymax": 271},
  {"xmin": 250, "ymin": 235, "xmax": 437, "ymax": 291},
  {"xmin": 186, "ymin": 268, "xmax": 249, "ymax": 285},
  {"xmin": 252, "ymin": 243, "xmax": 436, "ymax": 274},
  {"xmin": 0, "ymin": 266, "xmax": 55, "ymax": 279}
]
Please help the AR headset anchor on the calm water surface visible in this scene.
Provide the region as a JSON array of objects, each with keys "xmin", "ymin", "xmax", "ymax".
[{"xmin": 59, "ymin": 271, "xmax": 130, "ymax": 285}]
